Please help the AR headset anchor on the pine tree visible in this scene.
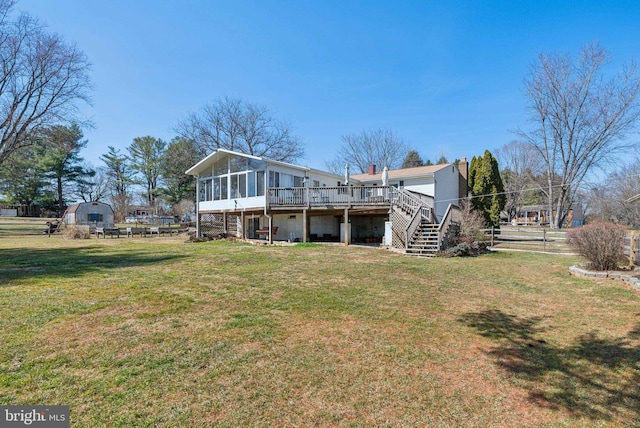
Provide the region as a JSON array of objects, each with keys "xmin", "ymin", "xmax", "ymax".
[
  {"xmin": 401, "ymin": 150, "xmax": 424, "ymax": 168},
  {"xmin": 38, "ymin": 124, "xmax": 94, "ymax": 216}
]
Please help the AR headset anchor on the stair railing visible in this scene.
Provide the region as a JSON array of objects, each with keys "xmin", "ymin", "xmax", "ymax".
[
  {"xmin": 437, "ymin": 203, "xmax": 462, "ymax": 250},
  {"xmin": 394, "ymin": 188, "xmax": 436, "ymax": 249}
]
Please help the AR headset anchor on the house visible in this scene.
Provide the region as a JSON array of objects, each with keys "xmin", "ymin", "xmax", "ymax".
[
  {"xmin": 512, "ymin": 203, "xmax": 584, "ymax": 227},
  {"xmin": 62, "ymin": 201, "xmax": 115, "ymax": 230},
  {"xmin": 125, "ymin": 207, "xmax": 175, "ymax": 225},
  {"xmin": 186, "ymin": 149, "xmax": 466, "ymax": 256},
  {"xmin": 350, "ymin": 160, "xmax": 466, "ymax": 222}
]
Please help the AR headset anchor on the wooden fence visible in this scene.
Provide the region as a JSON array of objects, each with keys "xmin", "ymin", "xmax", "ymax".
[
  {"xmin": 482, "ymin": 226, "xmax": 640, "ymax": 265},
  {"xmin": 480, "ymin": 226, "xmax": 571, "ymax": 253}
]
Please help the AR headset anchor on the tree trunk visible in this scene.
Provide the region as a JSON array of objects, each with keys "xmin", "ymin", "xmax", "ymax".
[{"xmin": 57, "ymin": 176, "xmax": 64, "ymax": 217}]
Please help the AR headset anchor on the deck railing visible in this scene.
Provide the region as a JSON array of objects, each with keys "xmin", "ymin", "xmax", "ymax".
[{"xmin": 268, "ymin": 186, "xmax": 398, "ymax": 208}]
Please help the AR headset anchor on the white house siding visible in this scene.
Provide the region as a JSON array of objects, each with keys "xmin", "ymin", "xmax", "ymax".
[
  {"xmin": 308, "ymin": 172, "xmax": 341, "ymax": 187},
  {"xmin": 272, "ymin": 213, "xmax": 304, "ymax": 241},
  {"xmin": 433, "ymin": 165, "xmax": 461, "ymax": 221},
  {"xmin": 310, "ymin": 215, "xmax": 340, "ymax": 240},
  {"xmin": 263, "ymin": 214, "xmax": 341, "ymax": 242},
  {"xmin": 402, "ymin": 179, "xmax": 435, "ymax": 200}
]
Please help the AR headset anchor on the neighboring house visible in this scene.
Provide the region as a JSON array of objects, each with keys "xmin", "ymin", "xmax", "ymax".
[
  {"xmin": 62, "ymin": 202, "xmax": 115, "ymax": 229},
  {"xmin": 125, "ymin": 207, "xmax": 175, "ymax": 224},
  {"xmin": 511, "ymin": 203, "xmax": 584, "ymax": 228},
  {"xmin": 186, "ymin": 149, "xmax": 466, "ymax": 256}
]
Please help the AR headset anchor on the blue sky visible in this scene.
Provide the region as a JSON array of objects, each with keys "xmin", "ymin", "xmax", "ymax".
[{"xmin": 17, "ymin": 0, "xmax": 640, "ymax": 171}]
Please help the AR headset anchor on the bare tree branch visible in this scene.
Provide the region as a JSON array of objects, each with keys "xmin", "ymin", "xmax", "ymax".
[
  {"xmin": 175, "ymin": 96, "xmax": 304, "ymax": 163},
  {"xmin": 0, "ymin": 3, "xmax": 91, "ymax": 165},
  {"xmin": 518, "ymin": 43, "xmax": 640, "ymax": 228},
  {"xmin": 326, "ymin": 128, "xmax": 410, "ymax": 174}
]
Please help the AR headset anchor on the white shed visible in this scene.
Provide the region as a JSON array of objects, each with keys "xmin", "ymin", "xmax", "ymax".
[{"xmin": 63, "ymin": 202, "xmax": 115, "ymax": 228}]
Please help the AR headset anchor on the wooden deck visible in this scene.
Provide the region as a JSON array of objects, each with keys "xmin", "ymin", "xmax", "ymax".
[{"xmin": 268, "ymin": 186, "xmax": 398, "ymax": 210}]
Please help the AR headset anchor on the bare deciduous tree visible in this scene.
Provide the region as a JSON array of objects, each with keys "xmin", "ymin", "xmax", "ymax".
[
  {"xmin": 518, "ymin": 43, "xmax": 640, "ymax": 228},
  {"xmin": 76, "ymin": 166, "xmax": 109, "ymax": 203},
  {"xmin": 326, "ymin": 128, "xmax": 410, "ymax": 174},
  {"xmin": 584, "ymin": 158, "xmax": 640, "ymax": 228},
  {"xmin": 458, "ymin": 197, "xmax": 486, "ymax": 241},
  {"xmin": 0, "ymin": 0, "xmax": 92, "ymax": 165},
  {"xmin": 176, "ymin": 96, "xmax": 304, "ymax": 163},
  {"xmin": 495, "ymin": 140, "xmax": 543, "ymax": 222}
]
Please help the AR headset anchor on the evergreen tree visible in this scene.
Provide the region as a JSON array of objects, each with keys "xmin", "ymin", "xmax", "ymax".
[
  {"xmin": 127, "ymin": 136, "xmax": 167, "ymax": 207},
  {"xmin": 468, "ymin": 150, "xmax": 505, "ymax": 227},
  {"xmin": 38, "ymin": 124, "xmax": 94, "ymax": 216},
  {"xmin": 401, "ymin": 150, "xmax": 424, "ymax": 168},
  {"xmin": 0, "ymin": 144, "xmax": 53, "ymax": 214},
  {"xmin": 160, "ymin": 137, "xmax": 199, "ymax": 209},
  {"xmin": 436, "ymin": 155, "xmax": 449, "ymax": 164}
]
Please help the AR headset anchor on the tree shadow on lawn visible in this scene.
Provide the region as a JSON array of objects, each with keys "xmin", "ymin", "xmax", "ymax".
[
  {"xmin": 0, "ymin": 246, "xmax": 185, "ymax": 285},
  {"xmin": 459, "ymin": 309, "xmax": 640, "ymax": 422}
]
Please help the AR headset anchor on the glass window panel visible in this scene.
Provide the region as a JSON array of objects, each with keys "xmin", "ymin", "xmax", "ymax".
[
  {"xmin": 214, "ymin": 177, "xmax": 221, "ymax": 201},
  {"xmin": 230, "ymin": 156, "xmax": 248, "ymax": 173},
  {"xmin": 220, "ymin": 176, "xmax": 228, "ymax": 200},
  {"xmin": 293, "ymin": 176, "xmax": 304, "ymax": 187},
  {"xmin": 268, "ymin": 171, "xmax": 280, "ymax": 188},
  {"xmin": 248, "ymin": 171, "xmax": 256, "ymax": 197},
  {"xmin": 239, "ymin": 173, "xmax": 247, "ymax": 198},
  {"xmin": 206, "ymin": 179, "xmax": 213, "ymax": 201},
  {"xmin": 248, "ymin": 159, "xmax": 266, "ymax": 170},
  {"xmin": 257, "ymin": 171, "xmax": 265, "ymax": 196},
  {"xmin": 214, "ymin": 157, "xmax": 228, "ymax": 176},
  {"xmin": 230, "ymin": 175, "xmax": 238, "ymax": 199}
]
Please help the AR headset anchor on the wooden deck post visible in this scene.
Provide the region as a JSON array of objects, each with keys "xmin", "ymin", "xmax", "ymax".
[
  {"xmin": 268, "ymin": 216, "xmax": 273, "ymax": 244},
  {"xmin": 303, "ymin": 209, "xmax": 308, "ymax": 243},
  {"xmin": 223, "ymin": 212, "xmax": 228, "ymax": 235},
  {"xmin": 344, "ymin": 208, "xmax": 350, "ymax": 246},
  {"xmin": 240, "ymin": 211, "xmax": 245, "ymax": 239}
]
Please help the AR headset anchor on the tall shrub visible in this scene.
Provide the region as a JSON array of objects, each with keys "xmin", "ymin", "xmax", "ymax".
[
  {"xmin": 566, "ymin": 222, "xmax": 627, "ymax": 271},
  {"xmin": 469, "ymin": 150, "xmax": 505, "ymax": 227}
]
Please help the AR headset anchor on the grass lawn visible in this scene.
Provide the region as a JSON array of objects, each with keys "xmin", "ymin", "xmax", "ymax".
[{"xmin": 0, "ymin": 233, "xmax": 638, "ymax": 427}]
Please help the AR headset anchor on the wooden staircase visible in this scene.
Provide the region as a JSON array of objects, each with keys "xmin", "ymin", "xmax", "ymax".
[
  {"xmin": 389, "ymin": 189, "xmax": 461, "ymax": 258},
  {"xmin": 405, "ymin": 221, "xmax": 440, "ymax": 257}
]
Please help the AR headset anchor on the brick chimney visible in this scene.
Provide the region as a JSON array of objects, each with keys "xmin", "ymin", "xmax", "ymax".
[
  {"xmin": 457, "ymin": 157, "xmax": 468, "ymax": 199},
  {"xmin": 368, "ymin": 165, "xmax": 377, "ymax": 175}
]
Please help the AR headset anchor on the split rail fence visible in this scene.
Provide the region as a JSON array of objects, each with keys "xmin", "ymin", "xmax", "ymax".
[{"xmin": 481, "ymin": 226, "xmax": 639, "ymax": 265}]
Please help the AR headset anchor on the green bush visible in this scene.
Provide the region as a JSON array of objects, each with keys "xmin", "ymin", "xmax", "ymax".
[{"xmin": 566, "ymin": 222, "xmax": 627, "ymax": 271}]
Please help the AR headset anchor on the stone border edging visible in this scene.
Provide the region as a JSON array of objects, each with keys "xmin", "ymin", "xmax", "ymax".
[{"xmin": 570, "ymin": 265, "xmax": 640, "ymax": 292}]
